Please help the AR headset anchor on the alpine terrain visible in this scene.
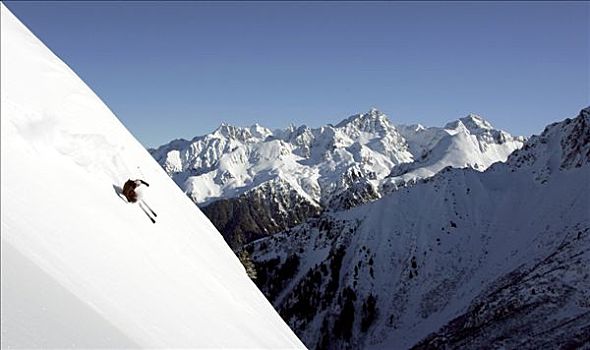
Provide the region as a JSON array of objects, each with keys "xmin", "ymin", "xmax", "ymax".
[
  {"xmin": 151, "ymin": 84, "xmax": 589, "ymax": 348},
  {"xmin": 0, "ymin": 4, "xmax": 304, "ymax": 349},
  {"xmin": 151, "ymin": 108, "xmax": 525, "ymax": 245},
  {"xmin": 248, "ymin": 108, "xmax": 590, "ymax": 349}
]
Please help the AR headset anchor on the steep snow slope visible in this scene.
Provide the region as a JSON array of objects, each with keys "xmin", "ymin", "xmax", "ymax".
[
  {"xmin": 248, "ymin": 109, "xmax": 590, "ymax": 349},
  {"xmin": 0, "ymin": 5, "xmax": 304, "ymax": 349}
]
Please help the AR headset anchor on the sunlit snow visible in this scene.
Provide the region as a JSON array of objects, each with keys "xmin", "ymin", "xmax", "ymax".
[{"xmin": 0, "ymin": 4, "xmax": 304, "ymax": 348}]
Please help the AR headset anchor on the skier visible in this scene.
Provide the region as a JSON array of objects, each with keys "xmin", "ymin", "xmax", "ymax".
[
  {"xmin": 122, "ymin": 179, "xmax": 149, "ymax": 203},
  {"xmin": 122, "ymin": 179, "xmax": 157, "ymax": 223}
]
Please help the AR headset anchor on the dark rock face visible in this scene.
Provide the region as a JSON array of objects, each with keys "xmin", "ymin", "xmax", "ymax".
[
  {"xmin": 560, "ymin": 108, "xmax": 590, "ymax": 169},
  {"xmin": 201, "ymin": 180, "xmax": 322, "ymax": 244},
  {"xmin": 329, "ymin": 179, "xmax": 381, "ymax": 211}
]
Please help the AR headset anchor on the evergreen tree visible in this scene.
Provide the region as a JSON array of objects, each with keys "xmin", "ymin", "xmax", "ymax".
[{"xmin": 231, "ymin": 231, "xmax": 257, "ymax": 280}]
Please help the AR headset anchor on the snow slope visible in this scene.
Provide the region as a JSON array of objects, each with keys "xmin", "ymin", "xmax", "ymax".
[{"xmin": 0, "ymin": 4, "xmax": 304, "ymax": 348}]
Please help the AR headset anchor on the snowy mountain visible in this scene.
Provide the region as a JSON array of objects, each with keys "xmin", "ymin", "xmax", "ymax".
[
  {"xmin": 0, "ymin": 4, "xmax": 304, "ymax": 349},
  {"xmin": 151, "ymin": 108, "xmax": 524, "ymax": 243},
  {"xmin": 248, "ymin": 107, "xmax": 590, "ymax": 349},
  {"xmin": 388, "ymin": 114, "xmax": 526, "ymax": 191},
  {"xmin": 150, "ymin": 108, "xmax": 412, "ymax": 206}
]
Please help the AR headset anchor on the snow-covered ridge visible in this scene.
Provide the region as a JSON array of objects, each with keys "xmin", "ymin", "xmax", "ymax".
[
  {"xmin": 386, "ymin": 114, "xmax": 526, "ymax": 189},
  {"xmin": 151, "ymin": 108, "xmax": 524, "ymax": 209},
  {"xmin": 507, "ymin": 107, "xmax": 590, "ymax": 171},
  {"xmin": 248, "ymin": 108, "xmax": 590, "ymax": 349},
  {"xmin": 0, "ymin": 4, "xmax": 304, "ymax": 348},
  {"xmin": 150, "ymin": 107, "xmax": 524, "ymax": 246}
]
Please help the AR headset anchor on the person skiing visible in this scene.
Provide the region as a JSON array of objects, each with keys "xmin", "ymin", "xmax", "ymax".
[
  {"xmin": 122, "ymin": 179, "xmax": 149, "ymax": 203},
  {"xmin": 121, "ymin": 178, "xmax": 157, "ymax": 223}
]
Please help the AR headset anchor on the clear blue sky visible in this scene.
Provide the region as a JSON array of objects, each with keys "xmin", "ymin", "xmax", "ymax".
[{"xmin": 4, "ymin": 1, "xmax": 589, "ymax": 147}]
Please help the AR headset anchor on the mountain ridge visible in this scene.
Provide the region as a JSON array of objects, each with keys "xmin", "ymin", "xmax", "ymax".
[
  {"xmin": 151, "ymin": 108, "xmax": 525, "ymax": 243},
  {"xmin": 247, "ymin": 107, "xmax": 590, "ymax": 349}
]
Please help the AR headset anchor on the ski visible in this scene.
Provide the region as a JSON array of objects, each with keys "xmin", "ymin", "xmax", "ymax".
[
  {"xmin": 139, "ymin": 201, "xmax": 156, "ymax": 223},
  {"xmin": 141, "ymin": 200, "xmax": 157, "ymax": 217},
  {"xmin": 142, "ymin": 208, "xmax": 156, "ymax": 223}
]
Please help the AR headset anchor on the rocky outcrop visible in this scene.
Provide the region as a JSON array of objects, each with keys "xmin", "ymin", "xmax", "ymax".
[{"xmin": 201, "ymin": 178, "xmax": 322, "ymax": 243}]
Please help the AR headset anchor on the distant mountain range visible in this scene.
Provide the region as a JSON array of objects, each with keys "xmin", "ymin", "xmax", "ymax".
[
  {"xmin": 151, "ymin": 108, "xmax": 589, "ymax": 349},
  {"xmin": 150, "ymin": 108, "xmax": 525, "ymax": 243}
]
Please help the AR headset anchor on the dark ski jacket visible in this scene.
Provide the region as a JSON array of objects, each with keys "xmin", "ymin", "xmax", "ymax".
[{"xmin": 122, "ymin": 179, "xmax": 149, "ymax": 203}]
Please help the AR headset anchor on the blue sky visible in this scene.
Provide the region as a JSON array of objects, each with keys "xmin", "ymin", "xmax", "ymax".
[{"xmin": 5, "ymin": 1, "xmax": 589, "ymax": 147}]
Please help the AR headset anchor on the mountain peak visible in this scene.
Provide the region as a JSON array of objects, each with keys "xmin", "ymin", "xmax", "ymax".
[
  {"xmin": 212, "ymin": 123, "xmax": 269, "ymax": 142},
  {"xmin": 444, "ymin": 113, "xmax": 494, "ymax": 132},
  {"xmin": 507, "ymin": 107, "xmax": 590, "ymax": 171},
  {"xmin": 369, "ymin": 107, "xmax": 382, "ymax": 115},
  {"xmin": 249, "ymin": 123, "xmax": 272, "ymax": 139},
  {"xmin": 335, "ymin": 108, "xmax": 391, "ymax": 130},
  {"xmin": 460, "ymin": 113, "xmax": 494, "ymax": 130},
  {"xmin": 213, "ymin": 123, "xmax": 238, "ymax": 137}
]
